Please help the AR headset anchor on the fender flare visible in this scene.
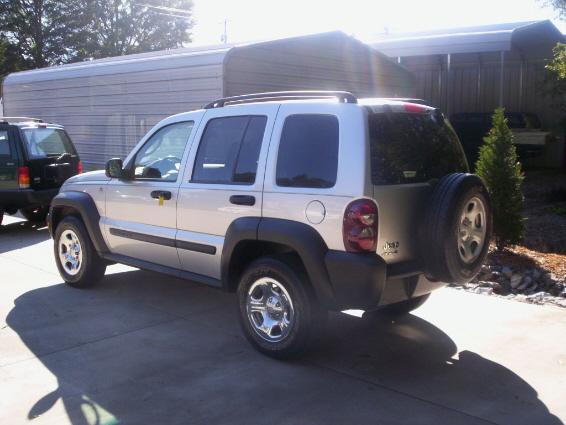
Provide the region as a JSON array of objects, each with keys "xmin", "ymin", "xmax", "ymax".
[
  {"xmin": 222, "ymin": 217, "xmax": 336, "ymax": 307},
  {"xmin": 49, "ymin": 191, "xmax": 110, "ymax": 254}
]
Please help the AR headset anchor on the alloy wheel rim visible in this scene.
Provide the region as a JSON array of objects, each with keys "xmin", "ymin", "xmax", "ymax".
[
  {"xmin": 246, "ymin": 277, "xmax": 295, "ymax": 342},
  {"xmin": 58, "ymin": 230, "xmax": 83, "ymax": 276},
  {"xmin": 458, "ymin": 196, "xmax": 487, "ymax": 264}
]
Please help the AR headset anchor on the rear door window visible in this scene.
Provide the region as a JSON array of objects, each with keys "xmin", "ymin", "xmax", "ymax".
[
  {"xmin": 0, "ymin": 130, "xmax": 10, "ymax": 156},
  {"xmin": 192, "ymin": 115, "xmax": 267, "ymax": 185},
  {"xmin": 369, "ymin": 112, "xmax": 468, "ymax": 185},
  {"xmin": 22, "ymin": 128, "xmax": 75, "ymax": 158},
  {"xmin": 276, "ymin": 114, "xmax": 339, "ymax": 188}
]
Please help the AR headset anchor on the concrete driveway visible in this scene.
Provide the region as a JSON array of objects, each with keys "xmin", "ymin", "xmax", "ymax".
[{"xmin": 0, "ymin": 214, "xmax": 564, "ymax": 425}]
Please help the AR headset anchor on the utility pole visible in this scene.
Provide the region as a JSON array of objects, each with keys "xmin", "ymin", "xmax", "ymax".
[{"xmin": 220, "ymin": 18, "xmax": 228, "ymax": 44}]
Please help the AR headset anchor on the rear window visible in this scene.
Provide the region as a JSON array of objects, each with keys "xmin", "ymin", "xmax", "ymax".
[
  {"xmin": 22, "ymin": 128, "xmax": 75, "ymax": 159},
  {"xmin": 369, "ymin": 112, "xmax": 468, "ymax": 185},
  {"xmin": 276, "ymin": 114, "xmax": 339, "ymax": 188},
  {"xmin": 0, "ymin": 130, "xmax": 10, "ymax": 156}
]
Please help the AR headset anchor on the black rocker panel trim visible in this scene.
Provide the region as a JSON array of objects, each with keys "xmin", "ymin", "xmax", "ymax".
[
  {"xmin": 101, "ymin": 253, "xmax": 222, "ymax": 288},
  {"xmin": 109, "ymin": 228, "xmax": 217, "ymax": 255}
]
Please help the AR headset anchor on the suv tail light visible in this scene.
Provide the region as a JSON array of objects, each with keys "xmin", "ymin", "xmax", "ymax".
[
  {"xmin": 18, "ymin": 166, "xmax": 31, "ymax": 189},
  {"xmin": 343, "ymin": 199, "xmax": 379, "ymax": 252},
  {"xmin": 77, "ymin": 160, "xmax": 83, "ymax": 174}
]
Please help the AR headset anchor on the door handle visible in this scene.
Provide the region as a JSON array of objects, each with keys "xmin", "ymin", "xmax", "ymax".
[
  {"xmin": 229, "ymin": 195, "xmax": 255, "ymax": 206},
  {"xmin": 150, "ymin": 190, "xmax": 172, "ymax": 200}
]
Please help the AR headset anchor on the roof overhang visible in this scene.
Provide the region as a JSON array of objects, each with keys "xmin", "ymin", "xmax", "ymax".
[{"xmin": 370, "ymin": 20, "xmax": 565, "ymax": 57}]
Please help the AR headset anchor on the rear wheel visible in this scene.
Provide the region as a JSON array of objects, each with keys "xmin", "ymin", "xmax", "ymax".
[
  {"xmin": 54, "ymin": 216, "xmax": 106, "ymax": 288},
  {"xmin": 237, "ymin": 257, "xmax": 325, "ymax": 359},
  {"xmin": 20, "ymin": 205, "xmax": 49, "ymax": 223}
]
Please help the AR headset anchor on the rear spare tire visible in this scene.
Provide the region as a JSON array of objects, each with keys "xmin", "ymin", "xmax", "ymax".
[{"xmin": 421, "ymin": 173, "xmax": 492, "ymax": 284}]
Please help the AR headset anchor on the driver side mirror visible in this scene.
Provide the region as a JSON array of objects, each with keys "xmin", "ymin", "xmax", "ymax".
[{"xmin": 105, "ymin": 158, "xmax": 125, "ymax": 179}]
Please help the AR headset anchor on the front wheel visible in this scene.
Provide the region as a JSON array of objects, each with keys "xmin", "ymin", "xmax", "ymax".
[
  {"xmin": 20, "ymin": 205, "xmax": 49, "ymax": 223},
  {"xmin": 54, "ymin": 216, "xmax": 106, "ymax": 288},
  {"xmin": 237, "ymin": 257, "xmax": 325, "ymax": 359}
]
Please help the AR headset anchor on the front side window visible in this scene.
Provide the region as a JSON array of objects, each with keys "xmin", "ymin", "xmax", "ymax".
[
  {"xmin": 276, "ymin": 114, "xmax": 339, "ymax": 188},
  {"xmin": 133, "ymin": 121, "xmax": 194, "ymax": 181},
  {"xmin": 22, "ymin": 128, "xmax": 74, "ymax": 158},
  {"xmin": 0, "ymin": 130, "xmax": 10, "ymax": 156},
  {"xmin": 192, "ymin": 116, "xmax": 267, "ymax": 184}
]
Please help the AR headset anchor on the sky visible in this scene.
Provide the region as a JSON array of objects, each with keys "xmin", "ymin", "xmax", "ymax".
[{"xmin": 190, "ymin": 0, "xmax": 566, "ymax": 45}]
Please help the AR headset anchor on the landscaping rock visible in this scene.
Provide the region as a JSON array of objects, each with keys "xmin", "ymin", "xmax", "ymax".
[
  {"xmin": 510, "ymin": 274, "xmax": 523, "ymax": 288},
  {"xmin": 517, "ymin": 276, "xmax": 532, "ymax": 291},
  {"xmin": 474, "ymin": 287, "xmax": 493, "ymax": 295},
  {"xmin": 502, "ymin": 267, "xmax": 513, "ymax": 278},
  {"xmin": 526, "ymin": 292, "xmax": 553, "ymax": 304}
]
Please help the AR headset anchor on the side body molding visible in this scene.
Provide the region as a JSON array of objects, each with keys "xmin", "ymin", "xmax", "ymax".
[{"xmin": 49, "ymin": 191, "xmax": 110, "ymax": 254}]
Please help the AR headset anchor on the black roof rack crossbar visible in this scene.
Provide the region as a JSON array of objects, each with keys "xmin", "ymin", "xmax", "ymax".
[
  {"xmin": 0, "ymin": 116, "xmax": 43, "ymax": 123},
  {"xmin": 204, "ymin": 91, "xmax": 357, "ymax": 109}
]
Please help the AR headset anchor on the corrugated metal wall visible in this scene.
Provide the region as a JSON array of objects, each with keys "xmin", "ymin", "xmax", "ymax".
[
  {"xmin": 224, "ymin": 34, "xmax": 415, "ymax": 98},
  {"xmin": 3, "ymin": 50, "xmax": 227, "ymax": 168},
  {"xmin": 399, "ymin": 50, "xmax": 561, "ymax": 131}
]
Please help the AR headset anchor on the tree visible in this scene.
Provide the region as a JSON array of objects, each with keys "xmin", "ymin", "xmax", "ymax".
[
  {"xmin": 475, "ymin": 108, "xmax": 524, "ymax": 250},
  {"xmin": 0, "ymin": 0, "xmax": 194, "ymax": 72},
  {"xmin": 80, "ymin": 0, "xmax": 194, "ymax": 59},
  {"xmin": 542, "ymin": 0, "xmax": 566, "ymax": 19},
  {"xmin": 0, "ymin": 0, "xmax": 85, "ymax": 68}
]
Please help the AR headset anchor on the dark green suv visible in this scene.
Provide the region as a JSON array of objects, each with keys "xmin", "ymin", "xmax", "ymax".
[{"xmin": 0, "ymin": 117, "xmax": 81, "ymax": 226}]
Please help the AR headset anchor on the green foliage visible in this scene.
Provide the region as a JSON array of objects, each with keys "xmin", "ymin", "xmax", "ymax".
[
  {"xmin": 0, "ymin": 0, "xmax": 194, "ymax": 76},
  {"xmin": 0, "ymin": 0, "xmax": 83, "ymax": 69},
  {"xmin": 541, "ymin": 0, "xmax": 566, "ymax": 19},
  {"xmin": 475, "ymin": 108, "xmax": 524, "ymax": 250},
  {"xmin": 547, "ymin": 43, "xmax": 566, "ymax": 80},
  {"xmin": 80, "ymin": 0, "xmax": 194, "ymax": 60}
]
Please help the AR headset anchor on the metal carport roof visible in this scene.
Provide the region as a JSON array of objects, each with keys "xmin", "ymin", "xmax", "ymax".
[{"xmin": 370, "ymin": 20, "xmax": 564, "ymax": 57}]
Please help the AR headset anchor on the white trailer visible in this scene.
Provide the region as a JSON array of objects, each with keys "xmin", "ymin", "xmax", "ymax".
[{"xmin": 2, "ymin": 32, "xmax": 415, "ymax": 169}]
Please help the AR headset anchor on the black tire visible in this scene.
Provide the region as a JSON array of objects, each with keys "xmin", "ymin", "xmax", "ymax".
[
  {"xmin": 53, "ymin": 216, "xmax": 106, "ymax": 288},
  {"xmin": 371, "ymin": 294, "xmax": 430, "ymax": 318},
  {"xmin": 237, "ymin": 256, "xmax": 325, "ymax": 359},
  {"xmin": 20, "ymin": 205, "xmax": 49, "ymax": 222},
  {"xmin": 421, "ymin": 173, "xmax": 493, "ymax": 284}
]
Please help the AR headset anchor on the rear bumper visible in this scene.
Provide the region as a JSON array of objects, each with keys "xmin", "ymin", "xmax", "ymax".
[
  {"xmin": 324, "ymin": 250, "xmax": 446, "ymax": 310},
  {"xmin": 0, "ymin": 188, "xmax": 59, "ymax": 209}
]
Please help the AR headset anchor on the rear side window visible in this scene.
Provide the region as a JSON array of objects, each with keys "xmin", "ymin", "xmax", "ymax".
[
  {"xmin": 22, "ymin": 128, "xmax": 74, "ymax": 159},
  {"xmin": 0, "ymin": 130, "xmax": 10, "ymax": 156},
  {"xmin": 276, "ymin": 114, "xmax": 339, "ymax": 188},
  {"xmin": 369, "ymin": 112, "xmax": 468, "ymax": 185},
  {"xmin": 192, "ymin": 116, "xmax": 267, "ymax": 185}
]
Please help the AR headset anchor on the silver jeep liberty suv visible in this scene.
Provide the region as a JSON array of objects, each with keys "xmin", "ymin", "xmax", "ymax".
[{"xmin": 49, "ymin": 91, "xmax": 492, "ymax": 359}]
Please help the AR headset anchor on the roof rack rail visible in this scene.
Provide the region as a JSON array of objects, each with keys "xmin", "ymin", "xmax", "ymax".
[
  {"xmin": 0, "ymin": 116, "xmax": 43, "ymax": 123},
  {"xmin": 204, "ymin": 91, "xmax": 358, "ymax": 109}
]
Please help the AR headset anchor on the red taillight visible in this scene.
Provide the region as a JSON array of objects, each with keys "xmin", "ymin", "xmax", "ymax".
[
  {"xmin": 404, "ymin": 102, "xmax": 427, "ymax": 113},
  {"xmin": 343, "ymin": 199, "xmax": 379, "ymax": 253},
  {"xmin": 77, "ymin": 160, "xmax": 83, "ymax": 174},
  {"xmin": 18, "ymin": 166, "xmax": 30, "ymax": 189}
]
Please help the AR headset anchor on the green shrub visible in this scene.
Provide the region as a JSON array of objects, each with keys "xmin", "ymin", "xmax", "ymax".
[{"xmin": 475, "ymin": 108, "xmax": 524, "ymax": 249}]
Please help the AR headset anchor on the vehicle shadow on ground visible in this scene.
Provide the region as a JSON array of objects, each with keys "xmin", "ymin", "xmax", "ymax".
[
  {"xmin": 5, "ymin": 269, "xmax": 563, "ymax": 425},
  {"xmin": 0, "ymin": 217, "xmax": 49, "ymax": 254}
]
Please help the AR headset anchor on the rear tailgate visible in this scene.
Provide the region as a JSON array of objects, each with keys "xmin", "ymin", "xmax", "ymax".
[
  {"xmin": 368, "ymin": 105, "xmax": 468, "ymax": 264},
  {"xmin": 20, "ymin": 126, "xmax": 80, "ymax": 189}
]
